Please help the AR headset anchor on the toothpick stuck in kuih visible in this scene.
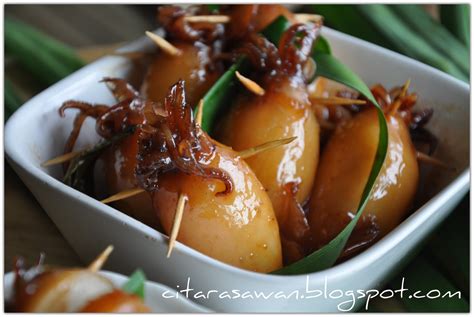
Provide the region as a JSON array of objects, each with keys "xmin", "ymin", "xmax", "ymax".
[
  {"xmin": 145, "ymin": 31, "xmax": 182, "ymax": 56},
  {"xmin": 310, "ymin": 97, "xmax": 367, "ymax": 106},
  {"xmin": 417, "ymin": 151, "xmax": 455, "ymax": 171},
  {"xmin": 167, "ymin": 194, "xmax": 188, "ymax": 258},
  {"xmin": 196, "ymin": 99, "xmax": 204, "ymax": 126},
  {"xmin": 238, "ymin": 136, "xmax": 297, "ymax": 159},
  {"xmin": 101, "ymin": 188, "xmax": 146, "ymax": 204},
  {"xmin": 41, "ymin": 151, "xmax": 82, "ymax": 167},
  {"xmin": 389, "ymin": 79, "xmax": 411, "ymax": 115},
  {"xmin": 184, "ymin": 15, "xmax": 230, "ymax": 23},
  {"xmin": 235, "ymin": 71, "xmax": 265, "ymax": 96},
  {"xmin": 88, "ymin": 245, "xmax": 114, "ymax": 272},
  {"xmin": 295, "ymin": 13, "xmax": 324, "ymax": 25}
]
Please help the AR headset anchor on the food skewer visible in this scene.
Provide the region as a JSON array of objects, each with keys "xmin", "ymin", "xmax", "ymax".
[
  {"xmin": 310, "ymin": 97, "xmax": 367, "ymax": 106},
  {"xmin": 167, "ymin": 193, "xmax": 188, "ymax": 258},
  {"xmin": 100, "ymin": 188, "xmax": 147, "ymax": 204},
  {"xmin": 388, "ymin": 79, "xmax": 411, "ymax": 115},
  {"xmin": 41, "ymin": 150, "xmax": 81, "ymax": 167},
  {"xmin": 195, "ymin": 99, "xmax": 204, "ymax": 126},
  {"xmin": 183, "ymin": 15, "xmax": 230, "ymax": 23},
  {"xmin": 145, "ymin": 31, "xmax": 182, "ymax": 56},
  {"xmin": 416, "ymin": 151, "xmax": 455, "ymax": 171},
  {"xmin": 88, "ymin": 245, "xmax": 114, "ymax": 272},
  {"xmin": 235, "ymin": 71, "xmax": 265, "ymax": 96},
  {"xmin": 238, "ymin": 136, "xmax": 297, "ymax": 159},
  {"xmin": 295, "ymin": 13, "xmax": 324, "ymax": 24}
]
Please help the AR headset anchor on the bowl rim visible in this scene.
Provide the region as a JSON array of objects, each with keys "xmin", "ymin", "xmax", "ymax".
[{"xmin": 4, "ymin": 26, "xmax": 470, "ymax": 283}]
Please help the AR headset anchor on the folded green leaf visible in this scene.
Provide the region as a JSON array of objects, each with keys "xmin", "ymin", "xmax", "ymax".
[
  {"xmin": 313, "ymin": 36, "xmax": 332, "ymax": 55},
  {"xmin": 261, "ymin": 15, "xmax": 292, "ymax": 46},
  {"xmin": 199, "ymin": 59, "xmax": 245, "ymax": 134},
  {"xmin": 122, "ymin": 269, "xmax": 147, "ymax": 300},
  {"xmin": 207, "ymin": 4, "xmax": 220, "ymax": 13},
  {"xmin": 274, "ymin": 53, "xmax": 388, "ymax": 274}
]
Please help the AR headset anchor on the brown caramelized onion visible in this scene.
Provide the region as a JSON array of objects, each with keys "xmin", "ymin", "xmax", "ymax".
[
  {"xmin": 235, "ymin": 23, "xmax": 321, "ymax": 87},
  {"xmin": 135, "ymin": 80, "xmax": 233, "ymax": 196}
]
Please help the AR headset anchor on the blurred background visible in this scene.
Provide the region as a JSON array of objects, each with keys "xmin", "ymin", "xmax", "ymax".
[{"xmin": 4, "ymin": 4, "xmax": 470, "ymax": 313}]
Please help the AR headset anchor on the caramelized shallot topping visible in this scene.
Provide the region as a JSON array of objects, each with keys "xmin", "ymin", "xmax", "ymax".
[
  {"xmin": 234, "ymin": 23, "xmax": 321, "ymax": 89},
  {"xmin": 135, "ymin": 80, "xmax": 233, "ymax": 196},
  {"xmin": 59, "ymin": 78, "xmax": 165, "ymax": 151}
]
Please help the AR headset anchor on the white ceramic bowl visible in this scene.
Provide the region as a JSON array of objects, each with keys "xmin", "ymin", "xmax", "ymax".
[
  {"xmin": 4, "ymin": 270, "xmax": 210, "ymax": 312},
  {"xmin": 5, "ymin": 26, "xmax": 469, "ymax": 313}
]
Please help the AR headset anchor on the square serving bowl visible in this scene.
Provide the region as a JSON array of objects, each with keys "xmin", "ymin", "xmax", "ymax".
[{"xmin": 5, "ymin": 26, "xmax": 470, "ymax": 313}]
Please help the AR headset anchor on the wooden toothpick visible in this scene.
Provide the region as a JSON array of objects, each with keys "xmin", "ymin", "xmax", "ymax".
[
  {"xmin": 238, "ymin": 137, "xmax": 297, "ymax": 159},
  {"xmin": 101, "ymin": 188, "xmax": 146, "ymax": 204},
  {"xmin": 196, "ymin": 99, "xmax": 204, "ymax": 126},
  {"xmin": 310, "ymin": 96, "xmax": 367, "ymax": 106},
  {"xmin": 417, "ymin": 152, "xmax": 455, "ymax": 171},
  {"xmin": 41, "ymin": 151, "xmax": 81, "ymax": 167},
  {"xmin": 167, "ymin": 194, "xmax": 188, "ymax": 258},
  {"xmin": 145, "ymin": 31, "xmax": 182, "ymax": 56},
  {"xmin": 389, "ymin": 79, "xmax": 411, "ymax": 116},
  {"xmin": 184, "ymin": 15, "xmax": 230, "ymax": 23},
  {"xmin": 295, "ymin": 13, "xmax": 324, "ymax": 25},
  {"xmin": 88, "ymin": 245, "xmax": 114, "ymax": 272},
  {"xmin": 235, "ymin": 71, "xmax": 265, "ymax": 96}
]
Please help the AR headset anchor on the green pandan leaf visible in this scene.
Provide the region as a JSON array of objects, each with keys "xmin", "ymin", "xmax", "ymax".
[
  {"xmin": 313, "ymin": 36, "xmax": 332, "ymax": 55},
  {"xmin": 274, "ymin": 52, "xmax": 388, "ymax": 274},
  {"xmin": 122, "ymin": 269, "xmax": 147, "ymax": 299},
  {"xmin": 261, "ymin": 15, "xmax": 292, "ymax": 45},
  {"xmin": 199, "ymin": 59, "xmax": 245, "ymax": 133},
  {"xmin": 207, "ymin": 4, "xmax": 220, "ymax": 13}
]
